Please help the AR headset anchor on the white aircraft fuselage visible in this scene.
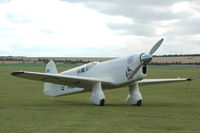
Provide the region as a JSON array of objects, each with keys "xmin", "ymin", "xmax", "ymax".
[{"xmin": 61, "ymin": 54, "xmax": 146, "ymax": 88}]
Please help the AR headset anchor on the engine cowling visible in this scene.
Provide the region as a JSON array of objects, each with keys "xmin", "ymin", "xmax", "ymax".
[{"xmin": 133, "ymin": 65, "xmax": 147, "ymax": 81}]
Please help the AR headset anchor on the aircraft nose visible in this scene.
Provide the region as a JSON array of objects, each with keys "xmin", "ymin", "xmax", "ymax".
[{"xmin": 140, "ymin": 54, "xmax": 152, "ymax": 65}]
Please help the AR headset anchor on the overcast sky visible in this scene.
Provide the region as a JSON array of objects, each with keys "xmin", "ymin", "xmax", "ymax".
[{"xmin": 0, "ymin": 0, "xmax": 200, "ymax": 57}]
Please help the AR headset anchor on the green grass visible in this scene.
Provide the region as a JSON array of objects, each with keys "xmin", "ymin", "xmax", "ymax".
[{"xmin": 0, "ymin": 64, "xmax": 200, "ymax": 133}]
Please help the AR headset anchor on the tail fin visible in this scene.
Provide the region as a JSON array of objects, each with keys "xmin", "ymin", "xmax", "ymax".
[
  {"xmin": 45, "ymin": 60, "xmax": 58, "ymax": 74},
  {"xmin": 43, "ymin": 60, "xmax": 84, "ymax": 96},
  {"xmin": 43, "ymin": 60, "xmax": 61, "ymax": 96}
]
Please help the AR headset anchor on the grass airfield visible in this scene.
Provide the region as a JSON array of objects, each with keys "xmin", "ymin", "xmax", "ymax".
[{"xmin": 0, "ymin": 64, "xmax": 200, "ymax": 133}]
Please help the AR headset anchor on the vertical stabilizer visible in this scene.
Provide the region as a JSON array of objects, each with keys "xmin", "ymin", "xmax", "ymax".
[
  {"xmin": 43, "ymin": 60, "xmax": 84, "ymax": 96},
  {"xmin": 45, "ymin": 60, "xmax": 58, "ymax": 74},
  {"xmin": 44, "ymin": 60, "xmax": 60, "ymax": 96}
]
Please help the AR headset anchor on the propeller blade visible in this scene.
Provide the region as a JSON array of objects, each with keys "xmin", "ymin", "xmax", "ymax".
[{"xmin": 149, "ymin": 38, "xmax": 164, "ymax": 55}]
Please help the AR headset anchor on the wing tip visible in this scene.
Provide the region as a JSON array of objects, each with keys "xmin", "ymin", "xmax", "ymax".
[
  {"xmin": 11, "ymin": 71, "xmax": 24, "ymax": 76},
  {"xmin": 186, "ymin": 78, "xmax": 194, "ymax": 81}
]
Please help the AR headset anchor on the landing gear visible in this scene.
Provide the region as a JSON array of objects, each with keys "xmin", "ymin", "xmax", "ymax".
[
  {"xmin": 90, "ymin": 82, "xmax": 105, "ymax": 106},
  {"xmin": 126, "ymin": 82, "xmax": 142, "ymax": 106}
]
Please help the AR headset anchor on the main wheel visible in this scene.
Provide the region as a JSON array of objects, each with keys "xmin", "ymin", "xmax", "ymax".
[
  {"xmin": 132, "ymin": 99, "xmax": 142, "ymax": 106},
  {"xmin": 99, "ymin": 99, "xmax": 105, "ymax": 106}
]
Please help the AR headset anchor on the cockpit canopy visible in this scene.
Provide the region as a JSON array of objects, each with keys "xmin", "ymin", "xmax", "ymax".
[{"xmin": 77, "ymin": 62, "xmax": 99, "ymax": 74}]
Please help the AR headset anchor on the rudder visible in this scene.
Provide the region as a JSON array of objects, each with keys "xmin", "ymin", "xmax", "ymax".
[
  {"xmin": 45, "ymin": 60, "xmax": 58, "ymax": 74},
  {"xmin": 43, "ymin": 60, "xmax": 84, "ymax": 96},
  {"xmin": 43, "ymin": 60, "xmax": 61, "ymax": 96}
]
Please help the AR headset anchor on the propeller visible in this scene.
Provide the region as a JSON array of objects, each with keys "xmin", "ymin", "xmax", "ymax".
[
  {"xmin": 140, "ymin": 38, "xmax": 164, "ymax": 65},
  {"xmin": 127, "ymin": 38, "xmax": 164, "ymax": 79}
]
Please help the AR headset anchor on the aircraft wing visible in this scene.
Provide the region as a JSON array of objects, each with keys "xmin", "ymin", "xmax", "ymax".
[
  {"xmin": 138, "ymin": 78, "xmax": 192, "ymax": 86},
  {"xmin": 11, "ymin": 71, "xmax": 114, "ymax": 89}
]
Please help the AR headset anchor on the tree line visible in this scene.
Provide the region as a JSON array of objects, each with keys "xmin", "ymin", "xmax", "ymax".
[
  {"xmin": 0, "ymin": 55, "xmax": 200, "ymax": 65},
  {"xmin": 153, "ymin": 54, "xmax": 200, "ymax": 57}
]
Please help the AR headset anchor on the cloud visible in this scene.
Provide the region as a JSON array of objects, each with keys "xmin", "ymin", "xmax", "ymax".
[
  {"xmin": 0, "ymin": 0, "xmax": 140, "ymax": 57},
  {"xmin": 0, "ymin": 0, "xmax": 10, "ymax": 3},
  {"xmin": 61, "ymin": 0, "xmax": 200, "ymax": 55},
  {"xmin": 79, "ymin": 0, "xmax": 200, "ymax": 35},
  {"xmin": 0, "ymin": 0, "xmax": 200, "ymax": 57}
]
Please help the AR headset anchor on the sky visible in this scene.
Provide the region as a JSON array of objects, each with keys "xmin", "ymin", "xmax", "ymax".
[{"xmin": 0, "ymin": 0, "xmax": 200, "ymax": 57}]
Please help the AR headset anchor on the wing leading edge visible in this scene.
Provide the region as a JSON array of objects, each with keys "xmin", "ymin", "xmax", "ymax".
[
  {"xmin": 11, "ymin": 71, "xmax": 114, "ymax": 89},
  {"xmin": 138, "ymin": 78, "xmax": 193, "ymax": 86}
]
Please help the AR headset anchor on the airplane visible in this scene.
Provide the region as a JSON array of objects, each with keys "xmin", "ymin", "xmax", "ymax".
[{"xmin": 11, "ymin": 38, "xmax": 193, "ymax": 106}]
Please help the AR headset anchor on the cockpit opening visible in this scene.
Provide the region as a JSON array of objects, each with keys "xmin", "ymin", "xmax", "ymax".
[{"xmin": 77, "ymin": 62, "xmax": 98, "ymax": 74}]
